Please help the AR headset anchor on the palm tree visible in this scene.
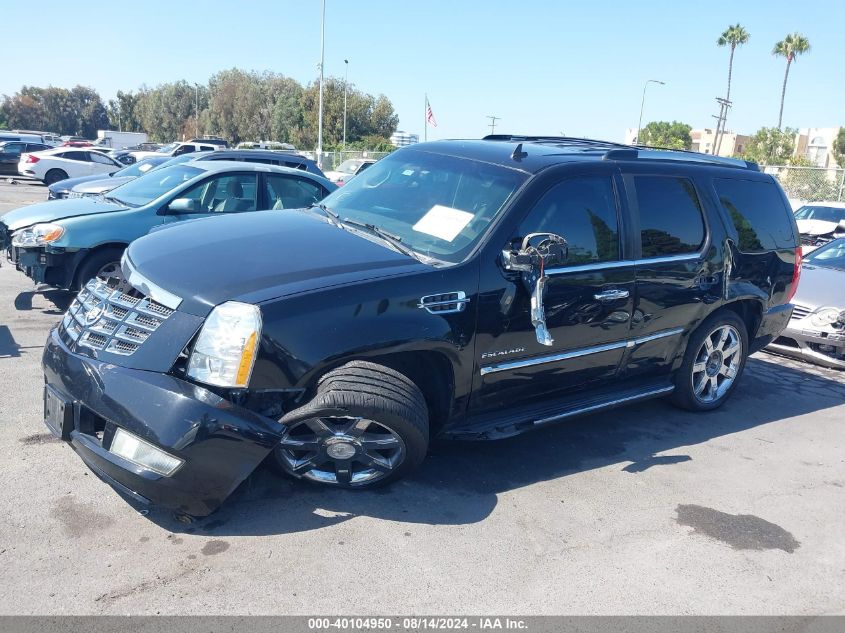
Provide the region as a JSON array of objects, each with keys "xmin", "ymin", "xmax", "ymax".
[
  {"xmin": 717, "ymin": 24, "xmax": 750, "ymax": 103},
  {"xmin": 773, "ymin": 33, "xmax": 811, "ymax": 129}
]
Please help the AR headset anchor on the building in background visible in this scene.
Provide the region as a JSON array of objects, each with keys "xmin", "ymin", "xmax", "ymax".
[
  {"xmin": 622, "ymin": 127, "xmax": 749, "ymax": 157},
  {"xmin": 795, "ymin": 127, "xmax": 842, "ymax": 168},
  {"xmin": 390, "ymin": 130, "xmax": 419, "ymax": 147}
]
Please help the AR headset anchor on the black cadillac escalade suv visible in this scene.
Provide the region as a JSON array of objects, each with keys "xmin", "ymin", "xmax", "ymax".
[{"xmin": 41, "ymin": 136, "xmax": 801, "ymax": 517}]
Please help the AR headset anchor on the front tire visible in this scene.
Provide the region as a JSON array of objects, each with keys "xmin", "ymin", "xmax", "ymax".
[
  {"xmin": 75, "ymin": 247, "xmax": 125, "ymax": 289},
  {"xmin": 671, "ymin": 310, "xmax": 748, "ymax": 411},
  {"xmin": 271, "ymin": 361, "xmax": 429, "ymax": 488}
]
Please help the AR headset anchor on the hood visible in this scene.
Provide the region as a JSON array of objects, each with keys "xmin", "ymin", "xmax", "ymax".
[
  {"xmin": 793, "ymin": 264, "xmax": 845, "ymax": 310},
  {"xmin": 0, "ymin": 198, "xmax": 126, "ymax": 231},
  {"xmin": 125, "ymin": 210, "xmax": 428, "ymax": 316},
  {"xmin": 74, "ymin": 176, "xmax": 133, "ymax": 194},
  {"xmin": 48, "ymin": 173, "xmax": 112, "ymax": 193},
  {"xmin": 796, "ymin": 218, "xmax": 841, "ymax": 237}
]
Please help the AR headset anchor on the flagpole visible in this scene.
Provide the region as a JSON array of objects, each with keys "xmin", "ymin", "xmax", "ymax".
[{"xmin": 424, "ymin": 94, "xmax": 427, "ymax": 142}]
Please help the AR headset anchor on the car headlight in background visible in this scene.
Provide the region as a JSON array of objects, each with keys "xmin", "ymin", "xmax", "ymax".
[
  {"xmin": 810, "ymin": 307, "xmax": 843, "ymax": 328},
  {"xmin": 186, "ymin": 301, "xmax": 262, "ymax": 388},
  {"xmin": 10, "ymin": 223, "xmax": 65, "ymax": 247},
  {"xmin": 110, "ymin": 428, "xmax": 183, "ymax": 476}
]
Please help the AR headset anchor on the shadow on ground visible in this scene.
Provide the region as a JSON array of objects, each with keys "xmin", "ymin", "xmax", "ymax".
[
  {"xmin": 14, "ymin": 288, "xmax": 73, "ymax": 314},
  {"xmin": 131, "ymin": 355, "xmax": 845, "ymax": 536}
]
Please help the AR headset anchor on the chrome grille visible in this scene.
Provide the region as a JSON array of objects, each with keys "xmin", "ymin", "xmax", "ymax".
[
  {"xmin": 791, "ymin": 304, "xmax": 812, "ymax": 321},
  {"xmin": 58, "ymin": 277, "xmax": 175, "ymax": 356}
]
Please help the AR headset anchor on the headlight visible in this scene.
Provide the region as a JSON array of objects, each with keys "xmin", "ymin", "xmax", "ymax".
[
  {"xmin": 11, "ymin": 223, "xmax": 65, "ymax": 247},
  {"xmin": 186, "ymin": 301, "xmax": 262, "ymax": 388},
  {"xmin": 810, "ymin": 307, "xmax": 842, "ymax": 328}
]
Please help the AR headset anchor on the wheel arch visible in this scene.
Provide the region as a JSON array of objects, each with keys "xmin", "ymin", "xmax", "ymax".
[
  {"xmin": 73, "ymin": 242, "xmax": 129, "ymax": 288},
  {"xmin": 722, "ymin": 298, "xmax": 764, "ymax": 340}
]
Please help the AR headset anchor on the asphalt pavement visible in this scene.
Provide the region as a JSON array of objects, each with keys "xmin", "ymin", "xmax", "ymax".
[{"xmin": 0, "ymin": 179, "xmax": 843, "ymax": 615}]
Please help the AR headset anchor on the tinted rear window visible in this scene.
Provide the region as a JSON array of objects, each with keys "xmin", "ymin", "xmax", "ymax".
[
  {"xmin": 634, "ymin": 176, "xmax": 705, "ymax": 258},
  {"xmin": 714, "ymin": 178, "xmax": 795, "ymax": 251}
]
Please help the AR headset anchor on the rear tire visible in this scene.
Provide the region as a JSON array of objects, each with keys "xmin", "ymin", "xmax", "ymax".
[
  {"xmin": 44, "ymin": 169, "xmax": 68, "ymax": 185},
  {"xmin": 671, "ymin": 310, "xmax": 749, "ymax": 412},
  {"xmin": 271, "ymin": 361, "xmax": 429, "ymax": 488},
  {"xmin": 75, "ymin": 247, "xmax": 125, "ymax": 290}
]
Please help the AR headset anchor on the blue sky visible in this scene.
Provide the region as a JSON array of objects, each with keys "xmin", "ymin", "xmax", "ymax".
[{"xmin": 3, "ymin": 0, "xmax": 843, "ymax": 142}]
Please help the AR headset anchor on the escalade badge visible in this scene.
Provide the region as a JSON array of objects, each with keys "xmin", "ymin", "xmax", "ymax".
[
  {"xmin": 481, "ymin": 347, "xmax": 525, "ymax": 360},
  {"xmin": 85, "ymin": 301, "xmax": 108, "ymax": 326}
]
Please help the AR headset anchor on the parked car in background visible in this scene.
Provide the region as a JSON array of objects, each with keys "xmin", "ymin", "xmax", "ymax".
[
  {"xmin": 35, "ymin": 137, "xmax": 800, "ymax": 516},
  {"xmin": 130, "ymin": 141, "xmax": 220, "ymax": 162},
  {"xmin": 767, "ymin": 238, "xmax": 845, "ymax": 369},
  {"xmin": 108, "ymin": 149, "xmax": 139, "ymax": 166},
  {"xmin": 47, "ymin": 156, "xmax": 170, "ymax": 200},
  {"xmin": 202, "ymin": 149, "xmax": 325, "ymax": 176},
  {"xmin": 0, "ymin": 132, "xmax": 47, "ymax": 145},
  {"xmin": 188, "ymin": 137, "xmax": 228, "ymax": 148},
  {"xmin": 18, "ymin": 147, "xmax": 123, "ymax": 185},
  {"xmin": 62, "ymin": 139, "xmax": 94, "ymax": 147},
  {"xmin": 323, "ymin": 158, "xmax": 377, "ymax": 185},
  {"xmin": 6, "ymin": 161, "xmax": 335, "ymax": 289},
  {"xmin": 793, "ymin": 202, "xmax": 845, "ymax": 253},
  {"xmin": 0, "ymin": 141, "xmax": 52, "ymax": 175}
]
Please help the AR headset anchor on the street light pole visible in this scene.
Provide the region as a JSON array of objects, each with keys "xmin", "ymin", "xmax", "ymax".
[
  {"xmin": 636, "ymin": 79, "xmax": 665, "ymax": 145},
  {"xmin": 343, "ymin": 59, "xmax": 349, "ymax": 151},
  {"xmin": 316, "ymin": 0, "xmax": 326, "ymax": 168}
]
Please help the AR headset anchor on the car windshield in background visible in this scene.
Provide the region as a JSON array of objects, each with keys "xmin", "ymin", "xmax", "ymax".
[
  {"xmin": 804, "ymin": 238, "xmax": 845, "ymax": 271},
  {"xmin": 156, "ymin": 142, "xmax": 179, "ymax": 154},
  {"xmin": 794, "ymin": 205, "xmax": 845, "ymax": 223},
  {"xmin": 105, "ymin": 165, "xmax": 203, "ymax": 207},
  {"xmin": 320, "ymin": 149, "xmax": 527, "ymax": 263},
  {"xmin": 335, "ymin": 159, "xmax": 363, "ymax": 174}
]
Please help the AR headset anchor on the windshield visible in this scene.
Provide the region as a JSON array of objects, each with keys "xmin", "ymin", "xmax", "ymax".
[
  {"xmin": 335, "ymin": 159, "xmax": 363, "ymax": 174},
  {"xmin": 156, "ymin": 142, "xmax": 179, "ymax": 154},
  {"xmin": 794, "ymin": 205, "xmax": 845, "ymax": 223},
  {"xmin": 105, "ymin": 165, "xmax": 203, "ymax": 207},
  {"xmin": 804, "ymin": 238, "xmax": 845, "ymax": 271},
  {"xmin": 319, "ymin": 148, "xmax": 527, "ymax": 263}
]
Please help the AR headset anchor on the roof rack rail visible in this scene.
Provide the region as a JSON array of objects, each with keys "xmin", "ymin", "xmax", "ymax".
[
  {"xmin": 603, "ymin": 147, "xmax": 759, "ymax": 171},
  {"xmin": 482, "ymin": 134, "xmax": 630, "ymax": 150}
]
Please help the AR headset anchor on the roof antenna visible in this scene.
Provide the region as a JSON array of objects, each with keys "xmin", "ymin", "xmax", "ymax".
[{"xmin": 511, "ymin": 143, "xmax": 528, "ymax": 161}]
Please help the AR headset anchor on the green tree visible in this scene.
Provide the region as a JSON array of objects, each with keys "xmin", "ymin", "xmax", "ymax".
[
  {"xmin": 773, "ymin": 33, "xmax": 811, "ymax": 129},
  {"xmin": 638, "ymin": 121, "xmax": 692, "ymax": 150},
  {"xmin": 832, "ymin": 128, "xmax": 845, "ymax": 168},
  {"xmin": 742, "ymin": 127, "xmax": 796, "ymax": 165},
  {"xmin": 717, "ymin": 24, "xmax": 750, "ymax": 102}
]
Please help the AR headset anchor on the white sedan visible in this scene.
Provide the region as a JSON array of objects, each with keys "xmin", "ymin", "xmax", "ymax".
[{"xmin": 18, "ymin": 147, "xmax": 123, "ymax": 185}]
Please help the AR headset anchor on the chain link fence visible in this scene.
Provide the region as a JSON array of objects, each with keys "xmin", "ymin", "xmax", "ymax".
[{"xmin": 765, "ymin": 165, "xmax": 845, "ymax": 204}]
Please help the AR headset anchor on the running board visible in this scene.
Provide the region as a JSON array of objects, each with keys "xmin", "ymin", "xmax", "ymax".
[{"xmin": 443, "ymin": 382, "xmax": 675, "ymax": 441}]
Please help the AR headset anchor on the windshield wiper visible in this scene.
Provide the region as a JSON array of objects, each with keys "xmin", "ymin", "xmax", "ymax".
[
  {"xmin": 311, "ymin": 202, "xmax": 342, "ymax": 227},
  {"xmin": 340, "ymin": 218, "xmax": 424, "ymax": 262}
]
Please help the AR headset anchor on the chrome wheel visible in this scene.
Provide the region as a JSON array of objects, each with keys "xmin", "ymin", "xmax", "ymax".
[
  {"xmin": 276, "ymin": 416, "xmax": 406, "ymax": 486},
  {"xmin": 692, "ymin": 324, "xmax": 742, "ymax": 403},
  {"xmin": 95, "ymin": 261, "xmax": 122, "ymax": 283}
]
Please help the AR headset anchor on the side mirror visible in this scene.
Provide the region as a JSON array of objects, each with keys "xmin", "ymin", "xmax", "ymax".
[
  {"xmin": 167, "ymin": 198, "xmax": 198, "ymax": 213},
  {"xmin": 501, "ymin": 233, "xmax": 569, "ymax": 347}
]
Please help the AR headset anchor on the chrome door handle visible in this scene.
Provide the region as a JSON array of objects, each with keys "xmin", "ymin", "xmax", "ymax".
[{"xmin": 594, "ymin": 288, "xmax": 630, "ymax": 302}]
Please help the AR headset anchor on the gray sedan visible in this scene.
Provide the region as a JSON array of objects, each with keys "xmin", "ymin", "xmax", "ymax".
[{"xmin": 767, "ymin": 238, "xmax": 845, "ymax": 369}]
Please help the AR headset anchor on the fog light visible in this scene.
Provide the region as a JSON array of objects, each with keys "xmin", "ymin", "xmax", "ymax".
[{"xmin": 110, "ymin": 428, "xmax": 183, "ymax": 476}]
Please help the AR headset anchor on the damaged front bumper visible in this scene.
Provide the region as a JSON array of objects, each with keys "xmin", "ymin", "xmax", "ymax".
[
  {"xmin": 14, "ymin": 246, "xmax": 83, "ymax": 288},
  {"xmin": 42, "ymin": 327, "xmax": 283, "ymax": 516},
  {"xmin": 767, "ymin": 323, "xmax": 845, "ymax": 370}
]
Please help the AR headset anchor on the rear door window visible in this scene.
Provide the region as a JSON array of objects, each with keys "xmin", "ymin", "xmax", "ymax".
[
  {"xmin": 633, "ymin": 176, "xmax": 705, "ymax": 258},
  {"xmin": 63, "ymin": 151, "xmax": 90, "ymax": 162},
  {"xmin": 265, "ymin": 174, "xmax": 325, "ymax": 209},
  {"xmin": 713, "ymin": 178, "xmax": 795, "ymax": 251}
]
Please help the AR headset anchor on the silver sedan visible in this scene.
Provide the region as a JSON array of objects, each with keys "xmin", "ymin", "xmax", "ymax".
[{"xmin": 767, "ymin": 238, "xmax": 845, "ymax": 369}]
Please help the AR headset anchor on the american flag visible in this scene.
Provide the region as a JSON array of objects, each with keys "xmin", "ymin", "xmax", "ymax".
[{"xmin": 426, "ymin": 97, "xmax": 438, "ymax": 127}]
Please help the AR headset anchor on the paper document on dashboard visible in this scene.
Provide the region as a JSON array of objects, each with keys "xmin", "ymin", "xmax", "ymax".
[{"xmin": 412, "ymin": 205, "xmax": 474, "ymax": 242}]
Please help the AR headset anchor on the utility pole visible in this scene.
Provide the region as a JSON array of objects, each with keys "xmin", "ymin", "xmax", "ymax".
[
  {"xmin": 486, "ymin": 115, "xmax": 500, "ymax": 135},
  {"xmin": 316, "ymin": 0, "xmax": 326, "ymax": 169},
  {"xmin": 343, "ymin": 59, "xmax": 349, "ymax": 151},
  {"xmin": 194, "ymin": 83, "xmax": 200, "ymax": 137},
  {"xmin": 712, "ymin": 97, "xmax": 732, "ymax": 156}
]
